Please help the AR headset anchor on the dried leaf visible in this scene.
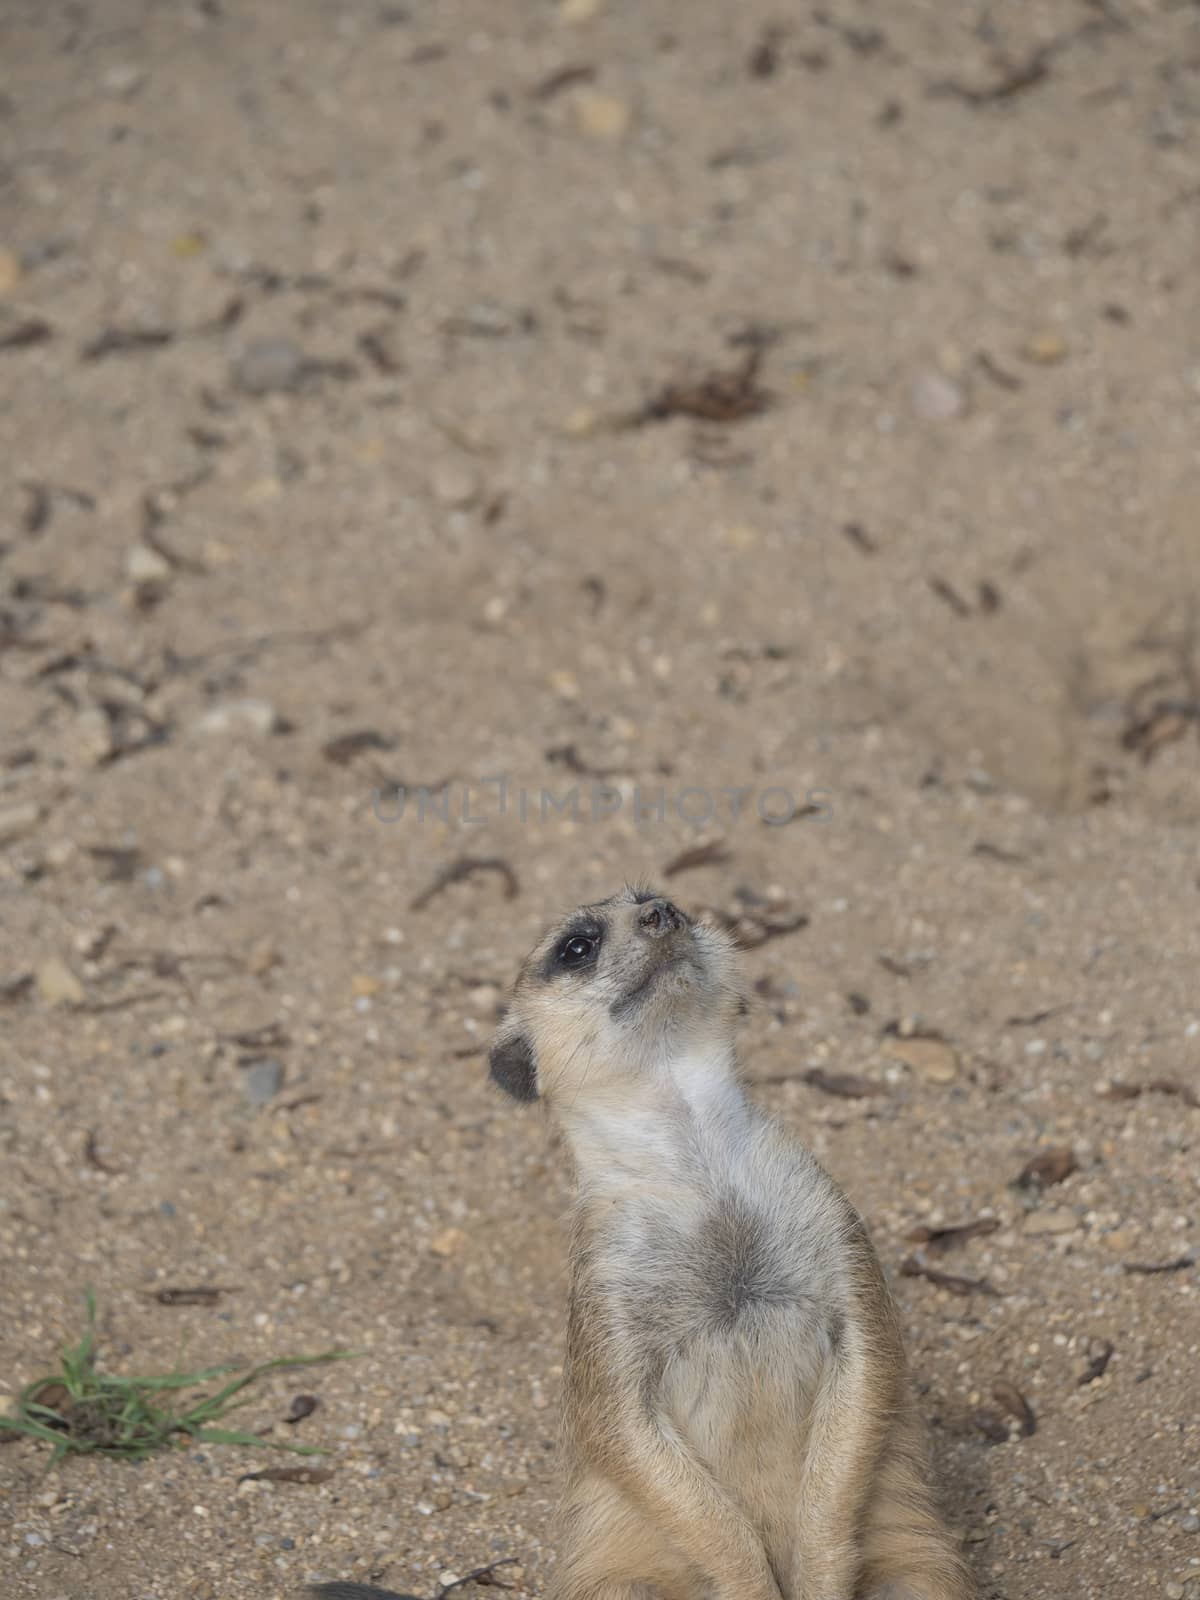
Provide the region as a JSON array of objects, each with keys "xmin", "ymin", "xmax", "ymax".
[
  {"xmin": 633, "ymin": 346, "xmax": 771, "ymax": 426},
  {"xmin": 20, "ymin": 481, "xmax": 51, "ymax": 533},
  {"xmin": 1078, "ymin": 1339, "xmax": 1114, "ymax": 1386},
  {"xmin": 1014, "ymin": 1146, "xmax": 1078, "ymax": 1190},
  {"xmin": 151, "ymin": 1287, "xmax": 232, "ymax": 1306},
  {"xmin": 0, "ymin": 319, "xmax": 54, "ymax": 351},
  {"xmin": 219, "ymin": 1021, "xmax": 290, "ymax": 1051},
  {"xmin": 991, "ymin": 1379, "xmax": 1036, "ymax": 1436},
  {"xmin": 661, "ymin": 837, "xmax": 732, "ymax": 878},
  {"xmin": 972, "ymin": 1408, "xmax": 1010, "ymax": 1445},
  {"xmin": 702, "ymin": 898, "xmax": 809, "ymax": 950},
  {"xmin": 900, "ymin": 1255, "xmax": 1001, "ymax": 1297},
  {"xmin": 531, "ymin": 63, "xmax": 596, "ymax": 100},
  {"xmin": 283, "ymin": 1393, "xmax": 319, "ymax": 1425},
  {"xmin": 28, "ymin": 1379, "xmax": 72, "ymax": 1415},
  {"xmin": 86, "ymin": 844, "xmax": 142, "ymax": 882},
  {"xmin": 929, "ymin": 49, "xmax": 1052, "ymax": 106},
  {"xmin": 905, "ymin": 1217, "xmax": 1001, "ymax": 1253},
  {"xmin": 322, "ymin": 729, "xmax": 397, "ymax": 766},
  {"xmin": 1101, "ymin": 1078, "xmax": 1199, "ymax": 1110},
  {"xmin": 1122, "ymin": 1254, "xmax": 1196, "ymax": 1276},
  {"xmin": 0, "ymin": 972, "xmax": 34, "ymax": 1006},
  {"xmin": 802, "ymin": 1068, "xmax": 887, "ymax": 1100},
  {"xmin": 842, "ymin": 521, "xmax": 877, "ymax": 554},
  {"xmin": 411, "ymin": 856, "xmax": 520, "ymax": 911},
  {"xmin": 1004, "ymin": 1004, "xmax": 1067, "ymax": 1026},
  {"xmin": 237, "ymin": 1465, "xmax": 334, "ymax": 1485},
  {"xmin": 747, "ymin": 24, "xmax": 785, "ymax": 78},
  {"xmin": 437, "ymin": 1559, "xmax": 519, "ymax": 1596},
  {"xmin": 83, "ymin": 1130, "xmax": 120, "ymax": 1175},
  {"xmin": 928, "ymin": 576, "xmax": 970, "ymax": 617},
  {"xmin": 544, "ymin": 743, "xmax": 621, "ymax": 778},
  {"xmin": 81, "ymin": 326, "xmax": 174, "ymax": 362}
]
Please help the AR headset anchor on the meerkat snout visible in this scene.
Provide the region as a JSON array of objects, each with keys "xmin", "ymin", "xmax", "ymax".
[{"xmin": 635, "ymin": 895, "xmax": 685, "ymax": 936}]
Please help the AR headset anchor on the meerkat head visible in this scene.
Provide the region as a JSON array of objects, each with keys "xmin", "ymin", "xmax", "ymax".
[{"xmin": 487, "ymin": 884, "xmax": 746, "ymax": 1108}]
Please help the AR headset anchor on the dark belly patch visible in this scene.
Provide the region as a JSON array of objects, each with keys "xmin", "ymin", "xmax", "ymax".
[{"xmin": 696, "ymin": 1197, "xmax": 798, "ymax": 1330}]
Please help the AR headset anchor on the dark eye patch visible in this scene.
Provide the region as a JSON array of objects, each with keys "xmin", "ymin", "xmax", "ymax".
[{"xmin": 541, "ymin": 919, "xmax": 604, "ymax": 979}]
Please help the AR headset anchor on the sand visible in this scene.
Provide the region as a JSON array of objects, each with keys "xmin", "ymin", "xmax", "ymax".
[{"xmin": 1, "ymin": 2, "xmax": 1198, "ymax": 1597}]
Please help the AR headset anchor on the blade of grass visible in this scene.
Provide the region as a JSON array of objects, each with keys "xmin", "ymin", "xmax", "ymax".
[
  {"xmin": 0, "ymin": 1413, "xmax": 72, "ymax": 1447},
  {"xmin": 183, "ymin": 1350, "xmax": 362, "ymax": 1420}
]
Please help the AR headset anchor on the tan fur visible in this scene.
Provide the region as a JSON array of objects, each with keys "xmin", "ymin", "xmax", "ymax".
[{"xmin": 489, "ymin": 888, "xmax": 974, "ymax": 1600}]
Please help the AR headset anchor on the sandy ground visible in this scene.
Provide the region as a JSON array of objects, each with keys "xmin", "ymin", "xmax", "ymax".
[{"xmin": 2, "ymin": 2, "xmax": 1199, "ymax": 1597}]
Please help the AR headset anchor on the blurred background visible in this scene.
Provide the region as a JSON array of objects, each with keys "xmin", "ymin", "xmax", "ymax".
[{"xmin": 1, "ymin": 2, "xmax": 1198, "ymax": 1597}]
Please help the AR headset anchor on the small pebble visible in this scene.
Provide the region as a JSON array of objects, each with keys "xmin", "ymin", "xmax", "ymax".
[
  {"xmin": 246, "ymin": 939, "xmax": 279, "ymax": 977},
  {"xmin": 68, "ymin": 707, "xmax": 115, "ymax": 767},
  {"xmin": 573, "ymin": 88, "xmax": 632, "ymax": 140},
  {"xmin": 233, "ymin": 338, "xmax": 306, "ymax": 395},
  {"xmin": 430, "ymin": 1226, "xmax": 468, "ymax": 1257},
  {"xmin": 1024, "ymin": 330, "xmax": 1068, "ymax": 365},
  {"xmin": 911, "ymin": 371, "xmax": 966, "ymax": 422},
  {"xmin": 549, "ymin": 668, "xmax": 581, "ymax": 700},
  {"xmin": 0, "ymin": 800, "xmax": 41, "ymax": 846},
  {"xmin": 1023, "ymin": 1206, "xmax": 1078, "ymax": 1236},
  {"xmin": 883, "ymin": 1036, "xmax": 959, "ymax": 1084},
  {"xmin": 125, "ymin": 544, "xmax": 172, "ymax": 584},
  {"xmin": 36, "ymin": 956, "xmax": 84, "ymax": 1007},
  {"xmin": 460, "ymin": 302, "xmax": 514, "ymax": 336},
  {"xmin": 0, "ymin": 247, "xmax": 22, "ymax": 295},
  {"xmin": 430, "ymin": 460, "xmax": 481, "ymax": 509},
  {"xmin": 243, "ymin": 1058, "xmax": 284, "ymax": 1105},
  {"xmin": 724, "ymin": 525, "xmax": 761, "ymax": 549},
  {"xmin": 103, "ymin": 62, "xmax": 146, "ymax": 97},
  {"xmin": 195, "ymin": 698, "xmax": 282, "ymax": 737}
]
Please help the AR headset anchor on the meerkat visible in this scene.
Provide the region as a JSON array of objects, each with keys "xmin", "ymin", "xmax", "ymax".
[
  {"xmin": 311, "ymin": 885, "xmax": 972, "ymax": 1600},
  {"xmin": 485, "ymin": 885, "xmax": 973, "ymax": 1600}
]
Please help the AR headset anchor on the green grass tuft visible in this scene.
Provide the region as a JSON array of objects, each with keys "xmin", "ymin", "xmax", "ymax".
[{"xmin": 0, "ymin": 1290, "xmax": 360, "ymax": 1464}]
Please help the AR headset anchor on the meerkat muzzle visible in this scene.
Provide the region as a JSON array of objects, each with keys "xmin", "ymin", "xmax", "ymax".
[
  {"xmin": 636, "ymin": 897, "xmax": 688, "ymax": 937},
  {"xmin": 612, "ymin": 904, "xmax": 698, "ymax": 1016}
]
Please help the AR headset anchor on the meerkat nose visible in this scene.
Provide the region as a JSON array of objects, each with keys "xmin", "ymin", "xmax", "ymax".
[{"xmin": 638, "ymin": 898, "xmax": 685, "ymax": 937}]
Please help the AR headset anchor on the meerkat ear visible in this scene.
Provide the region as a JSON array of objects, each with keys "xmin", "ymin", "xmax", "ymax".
[{"xmin": 488, "ymin": 1025, "xmax": 539, "ymax": 1102}]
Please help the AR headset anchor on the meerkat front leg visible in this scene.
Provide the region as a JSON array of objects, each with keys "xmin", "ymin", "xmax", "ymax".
[
  {"xmin": 576, "ymin": 1406, "xmax": 784, "ymax": 1600},
  {"xmin": 549, "ymin": 1472, "xmax": 699, "ymax": 1600},
  {"xmin": 787, "ymin": 1350, "xmax": 896, "ymax": 1600}
]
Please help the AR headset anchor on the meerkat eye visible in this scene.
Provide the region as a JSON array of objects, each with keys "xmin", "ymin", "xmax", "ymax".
[{"xmin": 558, "ymin": 932, "xmax": 598, "ymax": 967}]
